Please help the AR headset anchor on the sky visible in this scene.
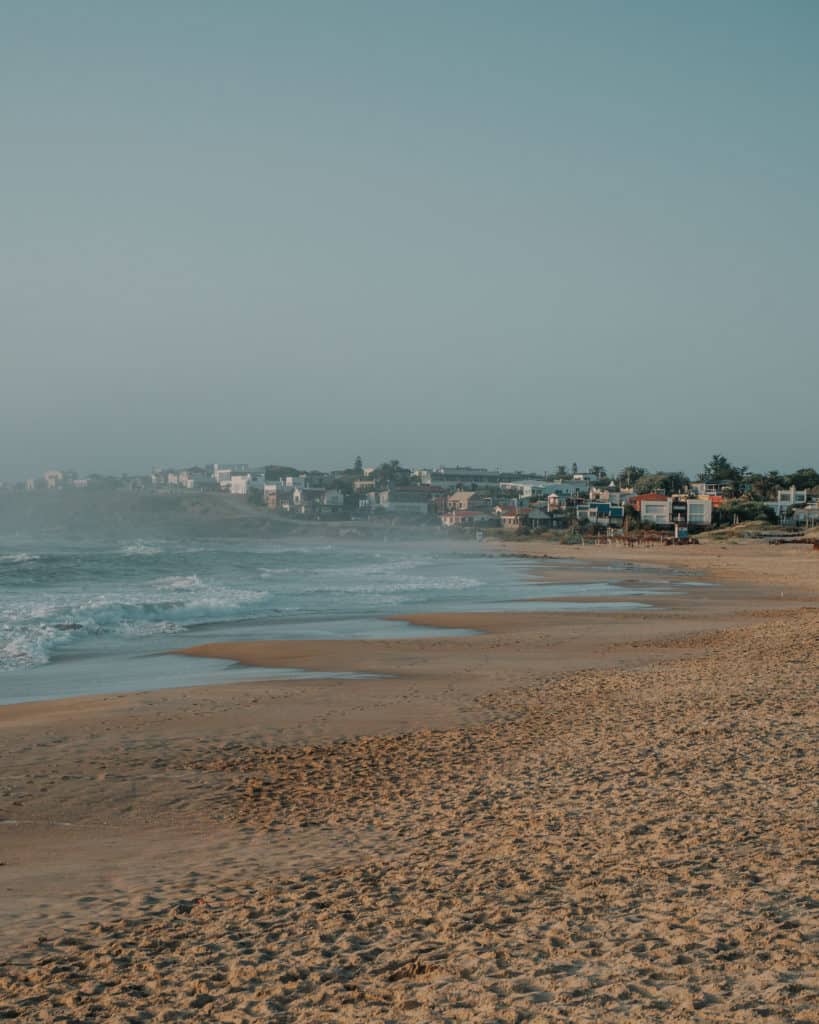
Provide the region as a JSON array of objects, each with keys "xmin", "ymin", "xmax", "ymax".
[{"xmin": 2, "ymin": 1, "xmax": 818, "ymax": 481}]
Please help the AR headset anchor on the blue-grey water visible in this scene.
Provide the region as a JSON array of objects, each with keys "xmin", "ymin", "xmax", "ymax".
[{"xmin": 0, "ymin": 537, "xmax": 660, "ymax": 704}]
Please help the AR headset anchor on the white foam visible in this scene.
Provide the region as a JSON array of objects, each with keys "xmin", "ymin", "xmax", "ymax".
[
  {"xmin": 153, "ymin": 574, "xmax": 203, "ymax": 590},
  {"xmin": 120, "ymin": 542, "xmax": 162, "ymax": 557}
]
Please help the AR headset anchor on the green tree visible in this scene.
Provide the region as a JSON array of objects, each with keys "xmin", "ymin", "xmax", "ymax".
[
  {"xmin": 634, "ymin": 471, "xmax": 689, "ymax": 495},
  {"xmin": 264, "ymin": 464, "xmax": 302, "ymax": 482},
  {"xmin": 554, "ymin": 465, "xmax": 568, "ymax": 480},
  {"xmin": 616, "ymin": 466, "xmax": 647, "ymax": 488},
  {"xmin": 748, "ymin": 470, "xmax": 785, "ymax": 500},
  {"xmin": 719, "ymin": 499, "xmax": 776, "ymax": 525},
  {"xmin": 353, "ymin": 456, "xmax": 363, "ymax": 474},
  {"xmin": 375, "ymin": 460, "xmax": 410, "ymax": 487},
  {"xmin": 701, "ymin": 454, "xmax": 747, "ymax": 486},
  {"xmin": 787, "ymin": 467, "xmax": 819, "ymax": 491}
]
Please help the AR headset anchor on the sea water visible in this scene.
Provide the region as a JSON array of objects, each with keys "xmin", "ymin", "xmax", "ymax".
[{"xmin": 0, "ymin": 537, "xmax": 658, "ymax": 704}]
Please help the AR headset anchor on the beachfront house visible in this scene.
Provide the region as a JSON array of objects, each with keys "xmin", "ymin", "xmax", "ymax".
[
  {"xmin": 213, "ymin": 466, "xmax": 233, "ymax": 490},
  {"xmin": 292, "ymin": 486, "xmax": 326, "ymax": 514},
  {"xmin": 525, "ymin": 507, "xmax": 555, "ymax": 530},
  {"xmin": 790, "ymin": 502, "xmax": 819, "ymax": 527},
  {"xmin": 768, "ymin": 486, "xmax": 810, "ymax": 521},
  {"xmin": 685, "ymin": 498, "xmax": 713, "ymax": 527},
  {"xmin": 440, "ymin": 509, "xmax": 499, "ymax": 529},
  {"xmin": 322, "ymin": 489, "xmax": 345, "ymax": 510},
  {"xmin": 498, "ymin": 479, "xmax": 554, "ymax": 500},
  {"xmin": 637, "ymin": 495, "xmax": 713, "ymax": 529},
  {"xmin": 576, "ymin": 501, "xmax": 626, "ymax": 529},
  {"xmin": 637, "ymin": 496, "xmax": 673, "ymax": 526},
  {"xmin": 375, "ymin": 488, "xmax": 435, "ymax": 516},
  {"xmin": 497, "ymin": 506, "xmax": 525, "ymax": 530},
  {"xmin": 177, "ymin": 470, "xmax": 212, "ymax": 490},
  {"xmin": 229, "ymin": 474, "xmax": 252, "ymax": 496},
  {"xmin": 446, "ymin": 490, "xmax": 491, "ymax": 512}
]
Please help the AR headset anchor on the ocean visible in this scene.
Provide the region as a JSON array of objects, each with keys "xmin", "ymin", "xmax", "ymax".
[{"xmin": 0, "ymin": 537, "xmax": 658, "ymax": 704}]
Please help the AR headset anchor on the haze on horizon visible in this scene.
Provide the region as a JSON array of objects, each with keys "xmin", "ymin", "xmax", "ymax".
[{"xmin": 3, "ymin": 2, "xmax": 818, "ymax": 483}]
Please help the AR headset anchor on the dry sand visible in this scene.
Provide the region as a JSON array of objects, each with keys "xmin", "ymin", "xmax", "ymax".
[{"xmin": 0, "ymin": 541, "xmax": 817, "ymax": 1022}]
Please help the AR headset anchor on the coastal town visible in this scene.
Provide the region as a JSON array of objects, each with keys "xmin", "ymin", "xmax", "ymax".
[{"xmin": 10, "ymin": 454, "xmax": 819, "ymax": 538}]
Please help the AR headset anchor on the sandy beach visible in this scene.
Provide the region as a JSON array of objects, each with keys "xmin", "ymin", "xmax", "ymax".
[{"xmin": 1, "ymin": 541, "xmax": 817, "ymax": 1022}]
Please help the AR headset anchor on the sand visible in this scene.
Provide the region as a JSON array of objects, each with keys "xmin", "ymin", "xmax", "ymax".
[{"xmin": 0, "ymin": 541, "xmax": 817, "ymax": 1022}]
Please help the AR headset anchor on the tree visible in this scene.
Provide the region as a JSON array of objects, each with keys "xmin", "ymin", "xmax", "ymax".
[
  {"xmin": 588, "ymin": 465, "xmax": 608, "ymax": 482},
  {"xmin": 571, "ymin": 462, "xmax": 578, "ymax": 475},
  {"xmin": 701, "ymin": 454, "xmax": 747, "ymax": 486},
  {"xmin": 264, "ymin": 464, "xmax": 302, "ymax": 482},
  {"xmin": 353, "ymin": 456, "xmax": 363, "ymax": 474},
  {"xmin": 719, "ymin": 499, "xmax": 777, "ymax": 525},
  {"xmin": 787, "ymin": 467, "xmax": 819, "ymax": 491},
  {"xmin": 633, "ymin": 471, "xmax": 690, "ymax": 495},
  {"xmin": 616, "ymin": 466, "xmax": 647, "ymax": 489},
  {"xmin": 375, "ymin": 460, "xmax": 410, "ymax": 486},
  {"xmin": 554, "ymin": 465, "xmax": 568, "ymax": 480},
  {"xmin": 748, "ymin": 470, "xmax": 785, "ymax": 500}
]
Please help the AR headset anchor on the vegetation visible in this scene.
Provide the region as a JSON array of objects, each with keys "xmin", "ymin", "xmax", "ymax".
[
  {"xmin": 264, "ymin": 465, "xmax": 303, "ymax": 482},
  {"xmin": 373, "ymin": 460, "xmax": 412, "ymax": 487},
  {"xmin": 788, "ymin": 467, "xmax": 819, "ymax": 490},
  {"xmin": 716, "ymin": 499, "xmax": 777, "ymax": 526},
  {"xmin": 632, "ymin": 471, "xmax": 690, "ymax": 495},
  {"xmin": 615, "ymin": 466, "xmax": 648, "ymax": 488},
  {"xmin": 699, "ymin": 454, "xmax": 747, "ymax": 491},
  {"xmin": 746, "ymin": 470, "xmax": 787, "ymax": 500}
]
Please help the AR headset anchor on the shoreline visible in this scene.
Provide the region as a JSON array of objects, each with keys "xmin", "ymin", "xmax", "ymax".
[
  {"xmin": 1, "ymin": 540, "xmax": 817, "ymax": 1021},
  {"xmin": 488, "ymin": 533, "xmax": 819, "ymax": 591},
  {"xmin": 0, "ymin": 545, "xmax": 706, "ymax": 711}
]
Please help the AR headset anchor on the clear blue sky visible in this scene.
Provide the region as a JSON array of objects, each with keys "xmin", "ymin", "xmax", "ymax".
[{"xmin": 3, "ymin": 2, "xmax": 817, "ymax": 479}]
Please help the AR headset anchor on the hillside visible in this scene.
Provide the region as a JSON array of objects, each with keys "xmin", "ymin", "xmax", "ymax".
[{"xmin": 0, "ymin": 490, "xmax": 296, "ymax": 539}]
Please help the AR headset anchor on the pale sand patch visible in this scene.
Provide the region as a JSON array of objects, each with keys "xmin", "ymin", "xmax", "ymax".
[
  {"xmin": 0, "ymin": 543, "xmax": 816, "ymax": 1022},
  {"xmin": 489, "ymin": 534, "xmax": 819, "ymax": 596}
]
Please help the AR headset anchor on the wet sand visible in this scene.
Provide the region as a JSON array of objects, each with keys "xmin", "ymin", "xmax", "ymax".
[{"xmin": 1, "ymin": 542, "xmax": 817, "ymax": 1021}]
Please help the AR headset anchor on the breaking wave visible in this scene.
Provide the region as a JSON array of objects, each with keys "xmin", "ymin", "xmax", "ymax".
[
  {"xmin": 0, "ymin": 537, "xmax": 534, "ymax": 674},
  {"xmin": 120, "ymin": 542, "xmax": 162, "ymax": 557}
]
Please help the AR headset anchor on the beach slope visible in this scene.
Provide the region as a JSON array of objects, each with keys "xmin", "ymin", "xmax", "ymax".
[{"xmin": 1, "ymin": 544, "xmax": 817, "ymax": 1022}]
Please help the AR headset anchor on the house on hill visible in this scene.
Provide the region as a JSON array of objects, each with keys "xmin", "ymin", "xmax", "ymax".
[
  {"xmin": 446, "ymin": 490, "xmax": 491, "ymax": 512},
  {"xmin": 376, "ymin": 488, "xmax": 436, "ymax": 516}
]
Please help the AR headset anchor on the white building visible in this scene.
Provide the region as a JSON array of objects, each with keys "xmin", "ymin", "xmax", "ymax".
[
  {"xmin": 292, "ymin": 486, "xmax": 325, "ymax": 512},
  {"xmin": 498, "ymin": 480, "xmax": 553, "ymax": 499},
  {"xmin": 640, "ymin": 499, "xmax": 672, "ymax": 526},
  {"xmin": 213, "ymin": 466, "xmax": 233, "ymax": 490},
  {"xmin": 534, "ymin": 479, "xmax": 591, "ymax": 498},
  {"xmin": 685, "ymin": 498, "xmax": 712, "ymax": 527},
  {"xmin": 769, "ymin": 487, "xmax": 809, "ymax": 520},
  {"xmin": 791, "ymin": 503, "xmax": 819, "ymax": 527},
  {"xmin": 178, "ymin": 470, "xmax": 209, "ymax": 489},
  {"xmin": 640, "ymin": 497, "xmax": 712, "ymax": 528},
  {"xmin": 229, "ymin": 474, "xmax": 253, "ymax": 496}
]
